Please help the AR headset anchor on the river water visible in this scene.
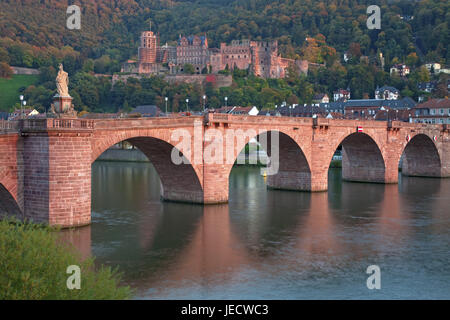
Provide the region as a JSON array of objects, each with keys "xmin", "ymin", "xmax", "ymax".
[{"xmin": 63, "ymin": 161, "xmax": 450, "ymax": 299}]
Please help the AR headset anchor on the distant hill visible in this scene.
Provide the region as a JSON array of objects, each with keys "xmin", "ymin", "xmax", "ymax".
[
  {"xmin": 0, "ymin": 0, "xmax": 448, "ymax": 69},
  {"xmin": 0, "ymin": 0, "xmax": 448, "ymax": 113}
]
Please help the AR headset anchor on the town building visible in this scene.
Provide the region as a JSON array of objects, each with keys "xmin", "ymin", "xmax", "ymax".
[
  {"xmin": 333, "ymin": 89, "xmax": 350, "ymax": 102},
  {"xmin": 417, "ymin": 81, "xmax": 437, "ymax": 93},
  {"xmin": 8, "ymin": 108, "xmax": 39, "ymax": 120},
  {"xmin": 424, "ymin": 63, "xmax": 441, "ymax": 73},
  {"xmin": 321, "ymin": 97, "xmax": 416, "ymax": 120},
  {"xmin": 375, "ymin": 86, "xmax": 400, "ymax": 100},
  {"xmin": 312, "ymin": 93, "xmax": 330, "ymax": 104},
  {"xmin": 333, "ymin": 88, "xmax": 351, "ymax": 102},
  {"xmin": 283, "ymin": 104, "xmax": 326, "ymax": 117},
  {"xmin": 390, "ymin": 64, "xmax": 410, "ymax": 77},
  {"xmin": 411, "ymin": 98, "xmax": 450, "ymax": 124},
  {"xmin": 438, "ymin": 68, "xmax": 450, "ymax": 74}
]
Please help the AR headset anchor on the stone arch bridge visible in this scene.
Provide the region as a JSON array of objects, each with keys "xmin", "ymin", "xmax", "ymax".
[{"xmin": 0, "ymin": 113, "xmax": 448, "ymax": 228}]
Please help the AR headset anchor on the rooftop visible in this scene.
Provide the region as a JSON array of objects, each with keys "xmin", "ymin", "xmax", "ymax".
[{"xmin": 414, "ymin": 98, "xmax": 450, "ymax": 109}]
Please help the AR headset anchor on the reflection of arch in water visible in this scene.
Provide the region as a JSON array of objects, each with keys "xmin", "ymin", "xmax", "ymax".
[
  {"xmin": 400, "ymin": 134, "xmax": 441, "ymax": 178},
  {"xmin": 398, "ymin": 174, "xmax": 441, "ymax": 217},
  {"xmin": 232, "ymin": 188, "xmax": 311, "ymax": 254},
  {"xmin": 87, "ymin": 159, "xmax": 205, "ymax": 287},
  {"xmin": 293, "ymin": 192, "xmax": 341, "ymax": 258},
  {"xmin": 119, "ymin": 204, "xmax": 250, "ymax": 294},
  {"xmin": 328, "ymin": 173, "xmax": 386, "ymax": 226},
  {"xmin": 92, "ymin": 201, "xmax": 203, "ymax": 285}
]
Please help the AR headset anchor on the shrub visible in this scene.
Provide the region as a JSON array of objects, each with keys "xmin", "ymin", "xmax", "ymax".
[
  {"xmin": 0, "ymin": 62, "xmax": 13, "ymax": 79},
  {"xmin": 0, "ymin": 219, "xmax": 131, "ymax": 299}
]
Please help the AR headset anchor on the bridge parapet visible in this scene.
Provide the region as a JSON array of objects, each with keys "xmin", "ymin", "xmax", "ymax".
[
  {"xmin": 0, "ymin": 120, "xmax": 19, "ymax": 134},
  {"xmin": 20, "ymin": 118, "xmax": 95, "ymax": 132},
  {"xmin": 206, "ymin": 113, "xmax": 313, "ymax": 126},
  {"xmin": 93, "ymin": 116, "xmax": 204, "ymax": 130}
]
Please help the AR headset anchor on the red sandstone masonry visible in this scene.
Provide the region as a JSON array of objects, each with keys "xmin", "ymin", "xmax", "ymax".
[{"xmin": 0, "ymin": 116, "xmax": 448, "ymax": 227}]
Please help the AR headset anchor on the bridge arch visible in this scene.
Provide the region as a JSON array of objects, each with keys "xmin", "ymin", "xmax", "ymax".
[
  {"xmin": 226, "ymin": 129, "xmax": 312, "ymax": 191},
  {"xmin": 401, "ymin": 133, "xmax": 441, "ymax": 177},
  {"xmin": 0, "ymin": 173, "xmax": 22, "ymax": 220},
  {"xmin": 92, "ymin": 131, "xmax": 204, "ymax": 204},
  {"xmin": 332, "ymin": 132, "xmax": 386, "ymax": 183}
]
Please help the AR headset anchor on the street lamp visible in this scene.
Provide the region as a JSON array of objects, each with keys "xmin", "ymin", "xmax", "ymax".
[
  {"xmin": 22, "ymin": 101, "xmax": 26, "ymax": 119},
  {"xmin": 224, "ymin": 96, "xmax": 228, "ymax": 108},
  {"xmin": 289, "ymin": 105, "xmax": 292, "ymax": 117},
  {"xmin": 186, "ymin": 98, "xmax": 189, "ymax": 113},
  {"xmin": 19, "ymin": 95, "xmax": 24, "ymax": 119},
  {"xmin": 165, "ymin": 97, "xmax": 168, "ymax": 115},
  {"xmin": 203, "ymin": 95, "xmax": 206, "ymax": 112}
]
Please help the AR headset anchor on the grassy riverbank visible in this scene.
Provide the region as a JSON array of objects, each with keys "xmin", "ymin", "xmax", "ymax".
[{"xmin": 0, "ymin": 219, "xmax": 131, "ymax": 299}]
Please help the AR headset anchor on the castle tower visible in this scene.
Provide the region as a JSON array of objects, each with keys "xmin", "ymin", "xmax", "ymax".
[{"xmin": 138, "ymin": 31, "xmax": 159, "ymax": 64}]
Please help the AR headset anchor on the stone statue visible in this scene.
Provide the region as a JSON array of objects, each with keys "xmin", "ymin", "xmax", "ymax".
[
  {"xmin": 56, "ymin": 63, "xmax": 70, "ymax": 97},
  {"xmin": 49, "ymin": 63, "xmax": 76, "ymax": 117}
]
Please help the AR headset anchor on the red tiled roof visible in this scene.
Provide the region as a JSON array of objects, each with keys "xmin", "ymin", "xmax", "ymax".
[{"xmin": 415, "ymin": 98, "xmax": 450, "ymax": 109}]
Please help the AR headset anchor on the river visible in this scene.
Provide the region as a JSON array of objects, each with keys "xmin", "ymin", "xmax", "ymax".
[{"xmin": 62, "ymin": 161, "xmax": 450, "ymax": 299}]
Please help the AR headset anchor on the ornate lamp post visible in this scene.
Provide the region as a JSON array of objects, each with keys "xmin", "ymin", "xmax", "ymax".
[
  {"xmin": 203, "ymin": 95, "xmax": 206, "ymax": 112},
  {"xmin": 224, "ymin": 96, "xmax": 228, "ymax": 108},
  {"xmin": 186, "ymin": 98, "xmax": 189, "ymax": 113}
]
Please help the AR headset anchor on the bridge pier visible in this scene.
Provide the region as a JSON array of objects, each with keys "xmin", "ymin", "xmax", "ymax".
[
  {"xmin": 202, "ymin": 164, "xmax": 229, "ymax": 204},
  {"xmin": 266, "ymin": 171, "xmax": 312, "ymax": 191},
  {"xmin": 19, "ymin": 119, "xmax": 93, "ymax": 227},
  {"xmin": 21, "ymin": 132, "xmax": 92, "ymax": 227}
]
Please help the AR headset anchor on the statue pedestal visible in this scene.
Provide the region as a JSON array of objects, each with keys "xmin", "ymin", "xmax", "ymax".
[{"xmin": 50, "ymin": 95, "xmax": 77, "ymax": 118}]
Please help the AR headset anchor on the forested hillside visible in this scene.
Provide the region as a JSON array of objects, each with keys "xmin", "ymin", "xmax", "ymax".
[{"xmin": 0, "ymin": 0, "xmax": 448, "ymax": 112}]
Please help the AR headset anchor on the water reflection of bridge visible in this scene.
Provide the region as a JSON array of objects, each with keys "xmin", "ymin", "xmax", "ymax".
[{"xmin": 60, "ymin": 167, "xmax": 449, "ymax": 298}]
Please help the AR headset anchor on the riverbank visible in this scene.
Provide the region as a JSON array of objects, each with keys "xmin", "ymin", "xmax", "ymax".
[{"xmin": 0, "ymin": 219, "xmax": 131, "ymax": 299}]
